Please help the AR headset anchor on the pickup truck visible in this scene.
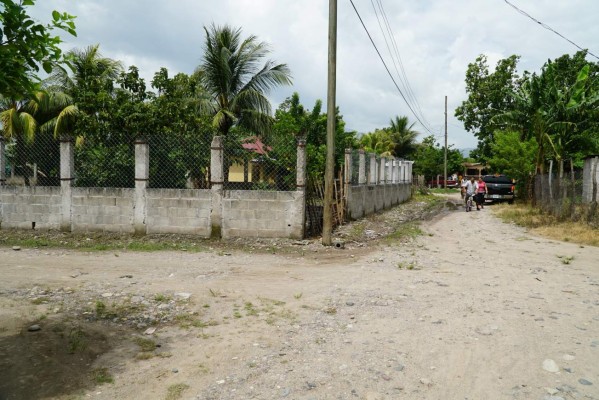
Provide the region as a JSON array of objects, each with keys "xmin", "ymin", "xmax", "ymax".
[
  {"xmin": 427, "ymin": 178, "xmax": 459, "ymax": 188},
  {"xmin": 482, "ymin": 174, "xmax": 515, "ymax": 204}
]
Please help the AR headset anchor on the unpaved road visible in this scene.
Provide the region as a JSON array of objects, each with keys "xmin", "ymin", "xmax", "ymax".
[{"xmin": 0, "ymin": 199, "xmax": 598, "ymax": 400}]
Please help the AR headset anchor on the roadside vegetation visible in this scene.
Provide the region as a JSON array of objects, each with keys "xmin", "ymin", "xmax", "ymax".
[{"xmin": 494, "ymin": 203, "xmax": 598, "ymax": 247}]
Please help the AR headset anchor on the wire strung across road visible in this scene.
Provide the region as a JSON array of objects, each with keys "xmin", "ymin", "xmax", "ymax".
[
  {"xmin": 348, "ymin": 0, "xmax": 435, "ymax": 135},
  {"xmin": 503, "ymin": 0, "xmax": 599, "ymax": 60}
]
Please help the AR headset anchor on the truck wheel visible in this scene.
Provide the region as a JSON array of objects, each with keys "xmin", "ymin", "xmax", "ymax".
[{"xmin": 508, "ymin": 199, "xmax": 514, "ymax": 205}]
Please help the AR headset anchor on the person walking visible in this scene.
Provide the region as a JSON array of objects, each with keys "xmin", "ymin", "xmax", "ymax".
[{"xmin": 475, "ymin": 176, "xmax": 487, "ymax": 210}]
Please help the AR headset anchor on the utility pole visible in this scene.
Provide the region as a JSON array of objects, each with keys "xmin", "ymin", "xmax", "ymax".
[
  {"xmin": 444, "ymin": 95, "xmax": 448, "ymax": 189},
  {"xmin": 322, "ymin": 0, "xmax": 337, "ymax": 246}
]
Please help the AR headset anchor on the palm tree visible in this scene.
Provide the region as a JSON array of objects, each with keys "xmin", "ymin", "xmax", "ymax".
[
  {"xmin": 388, "ymin": 116, "xmax": 419, "ymax": 158},
  {"xmin": 0, "ymin": 95, "xmax": 37, "ymax": 184},
  {"xmin": 359, "ymin": 130, "xmax": 394, "ymax": 156},
  {"xmin": 49, "ymin": 44, "xmax": 122, "ymax": 103},
  {"xmin": 198, "ymin": 24, "xmax": 292, "ymax": 137}
]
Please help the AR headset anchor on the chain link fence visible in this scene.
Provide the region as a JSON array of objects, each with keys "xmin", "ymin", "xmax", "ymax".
[
  {"xmin": 534, "ymin": 171, "xmax": 598, "ymax": 226},
  {"xmin": 2, "ymin": 132, "xmax": 61, "ymax": 187},
  {"xmin": 148, "ymin": 130, "xmax": 213, "ymax": 189},
  {"xmin": 223, "ymin": 133, "xmax": 297, "ymax": 191}
]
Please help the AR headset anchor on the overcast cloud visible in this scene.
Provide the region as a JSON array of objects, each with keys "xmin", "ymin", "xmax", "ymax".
[{"xmin": 30, "ymin": 0, "xmax": 599, "ymax": 149}]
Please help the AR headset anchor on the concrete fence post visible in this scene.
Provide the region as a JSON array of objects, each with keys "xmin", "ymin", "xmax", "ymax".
[
  {"xmin": 368, "ymin": 153, "xmax": 376, "ymax": 184},
  {"xmin": 398, "ymin": 161, "xmax": 406, "ymax": 183},
  {"xmin": 344, "ymin": 148, "xmax": 352, "ymax": 186},
  {"xmin": 0, "ymin": 137, "xmax": 4, "ymax": 227},
  {"xmin": 134, "ymin": 139, "xmax": 149, "ymax": 235},
  {"xmin": 296, "ymin": 138, "xmax": 307, "ymax": 239},
  {"xmin": 379, "ymin": 157, "xmax": 386, "ymax": 185},
  {"xmin": 210, "ymin": 136, "xmax": 224, "ymax": 238},
  {"xmin": 296, "ymin": 138, "xmax": 307, "ymax": 190},
  {"xmin": 392, "ymin": 159, "xmax": 398, "ymax": 183},
  {"xmin": 59, "ymin": 138, "xmax": 74, "ymax": 232},
  {"xmin": 408, "ymin": 161, "xmax": 414, "ymax": 183},
  {"xmin": 358, "ymin": 149, "xmax": 366, "ymax": 185},
  {"xmin": 582, "ymin": 155, "xmax": 599, "ymax": 203},
  {"xmin": 387, "ymin": 157, "xmax": 394, "ymax": 184},
  {"xmin": 0, "ymin": 136, "xmax": 5, "ymax": 187}
]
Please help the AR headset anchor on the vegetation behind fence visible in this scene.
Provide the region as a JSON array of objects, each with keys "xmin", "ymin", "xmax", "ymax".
[{"xmin": 534, "ymin": 172, "xmax": 598, "ymax": 227}]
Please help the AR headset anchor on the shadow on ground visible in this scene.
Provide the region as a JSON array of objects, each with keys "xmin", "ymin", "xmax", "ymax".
[{"xmin": 0, "ymin": 317, "xmax": 130, "ymax": 400}]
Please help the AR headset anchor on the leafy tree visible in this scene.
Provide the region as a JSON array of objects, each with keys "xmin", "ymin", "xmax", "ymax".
[
  {"xmin": 150, "ymin": 68, "xmax": 215, "ymax": 188},
  {"xmin": 0, "ymin": 0, "xmax": 76, "ymax": 97},
  {"xmin": 491, "ymin": 56, "xmax": 599, "ymax": 176},
  {"xmin": 487, "ymin": 130, "xmax": 537, "ymax": 196},
  {"xmin": 455, "ymin": 55, "xmax": 522, "ymax": 161},
  {"xmin": 412, "ymin": 135, "xmax": 463, "ymax": 181},
  {"xmin": 272, "ymin": 92, "xmax": 356, "ymax": 180},
  {"xmin": 198, "ymin": 24, "xmax": 292, "ymax": 137}
]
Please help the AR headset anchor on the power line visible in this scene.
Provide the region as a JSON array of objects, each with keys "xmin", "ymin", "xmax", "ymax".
[
  {"xmin": 503, "ymin": 0, "xmax": 599, "ymax": 60},
  {"xmin": 372, "ymin": 0, "xmax": 432, "ymax": 130},
  {"xmin": 348, "ymin": 0, "xmax": 434, "ymax": 135}
]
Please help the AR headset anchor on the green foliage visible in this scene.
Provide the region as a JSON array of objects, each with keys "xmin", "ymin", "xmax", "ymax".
[
  {"xmin": 272, "ymin": 92, "xmax": 357, "ymax": 179},
  {"xmin": 412, "ymin": 135, "xmax": 464, "ymax": 180},
  {"xmin": 199, "ymin": 24, "xmax": 292, "ymax": 137},
  {"xmin": 455, "ymin": 54, "xmax": 522, "ymax": 162},
  {"xmin": 0, "ymin": 0, "xmax": 76, "ymax": 97},
  {"xmin": 487, "ymin": 130, "xmax": 537, "ymax": 194}
]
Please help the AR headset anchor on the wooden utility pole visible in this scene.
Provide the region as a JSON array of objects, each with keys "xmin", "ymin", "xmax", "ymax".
[
  {"xmin": 444, "ymin": 95, "xmax": 448, "ymax": 189},
  {"xmin": 322, "ymin": 0, "xmax": 337, "ymax": 246}
]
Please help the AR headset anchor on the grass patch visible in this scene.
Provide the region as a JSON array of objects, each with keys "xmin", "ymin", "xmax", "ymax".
[
  {"xmin": 154, "ymin": 294, "xmax": 172, "ymax": 303},
  {"xmin": 136, "ymin": 351, "xmax": 155, "ymax": 360},
  {"xmin": 244, "ymin": 302, "xmax": 258, "ymax": 316},
  {"xmin": 165, "ymin": 383, "xmax": 190, "ymax": 400},
  {"xmin": 494, "ymin": 204, "xmax": 599, "ymax": 247},
  {"xmin": 91, "ymin": 367, "xmax": 114, "ymax": 384},
  {"xmin": 67, "ymin": 325, "xmax": 87, "ymax": 353},
  {"xmin": 386, "ymin": 221, "xmax": 423, "ymax": 242},
  {"xmin": 0, "ymin": 231, "xmax": 209, "ymax": 252},
  {"xmin": 397, "ymin": 261, "xmax": 417, "ymax": 270},
  {"xmin": 133, "ymin": 337, "xmax": 157, "ymax": 352}
]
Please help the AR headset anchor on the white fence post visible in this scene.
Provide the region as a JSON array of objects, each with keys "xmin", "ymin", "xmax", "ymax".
[
  {"xmin": 210, "ymin": 136, "xmax": 224, "ymax": 238},
  {"xmin": 60, "ymin": 138, "xmax": 74, "ymax": 232},
  {"xmin": 134, "ymin": 139, "xmax": 149, "ymax": 235}
]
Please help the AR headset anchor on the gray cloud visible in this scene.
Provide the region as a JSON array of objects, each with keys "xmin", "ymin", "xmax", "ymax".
[{"xmin": 30, "ymin": 0, "xmax": 599, "ymax": 149}]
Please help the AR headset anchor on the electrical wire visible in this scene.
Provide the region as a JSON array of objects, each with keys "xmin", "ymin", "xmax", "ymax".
[
  {"xmin": 348, "ymin": 0, "xmax": 434, "ymax": 135},
  {"xmin": 503, "ymin": 0, "xmax": 599, "ymax": 60},
  {"xmin": 372, "ymin": 0, "xmax": 432, "ymax": 130}
]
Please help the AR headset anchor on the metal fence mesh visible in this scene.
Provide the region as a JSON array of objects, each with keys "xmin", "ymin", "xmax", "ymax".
[
  {"xmin": 534, "ymin": 172, "xmax": 598, "ymax": 226},
  {"xmin": 223, "ymin": 134, "xmax": 297, "ymax": 191},
  {"xmin": 73, "ymin": 140, "xmax": 135, "ymax": 188},
  {"xmin": 148, "ymin": 130, "xmax": 212, "ymax": 189},
  {"xmin": 3, "ymin": 132, "xmax": 61, "ymax": 187}
]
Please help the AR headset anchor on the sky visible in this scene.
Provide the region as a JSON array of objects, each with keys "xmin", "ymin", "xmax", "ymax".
[{"xmin": 29, "ymin": 0, "xmax": 599, "ymax": 150}]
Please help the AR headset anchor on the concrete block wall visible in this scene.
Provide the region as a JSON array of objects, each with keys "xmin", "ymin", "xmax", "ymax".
[
  {"xmin": 146, "ymin": 189, "xmax": 211, "ymax": 235},
  {"xmin": 347, "ymin": 183, "xmax": 411, "ymax": 220},
  {"xmin": 0, "ymin": 186, "xmax": 62, "ymax": 229},
  {"xmin": 71, "ymin": 188, "xmax": 135, "ymax": 233},
  {"xmin": 222, "ymin": 190, "xmax": 304, "ymax": 239}
]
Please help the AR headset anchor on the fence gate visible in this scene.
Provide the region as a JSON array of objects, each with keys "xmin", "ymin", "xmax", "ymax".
[{"xmin": 304, "ymin": 176, "xmax": 346, "ymax": 238}]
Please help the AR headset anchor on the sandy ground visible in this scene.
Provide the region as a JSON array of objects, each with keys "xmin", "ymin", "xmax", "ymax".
[{"xmin": 0, "ymin": 195, "xmax": 598, "ymax": 400}]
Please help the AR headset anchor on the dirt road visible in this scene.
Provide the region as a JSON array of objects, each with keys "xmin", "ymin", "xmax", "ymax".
[{"xmin": 0, "ymin": 198, "xmax": 598, "ymax": 400}]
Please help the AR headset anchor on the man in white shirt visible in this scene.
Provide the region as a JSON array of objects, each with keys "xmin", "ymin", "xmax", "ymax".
[{"xmin": 465, "ymin": 176, "xmax": 478, "ymax": 207}]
